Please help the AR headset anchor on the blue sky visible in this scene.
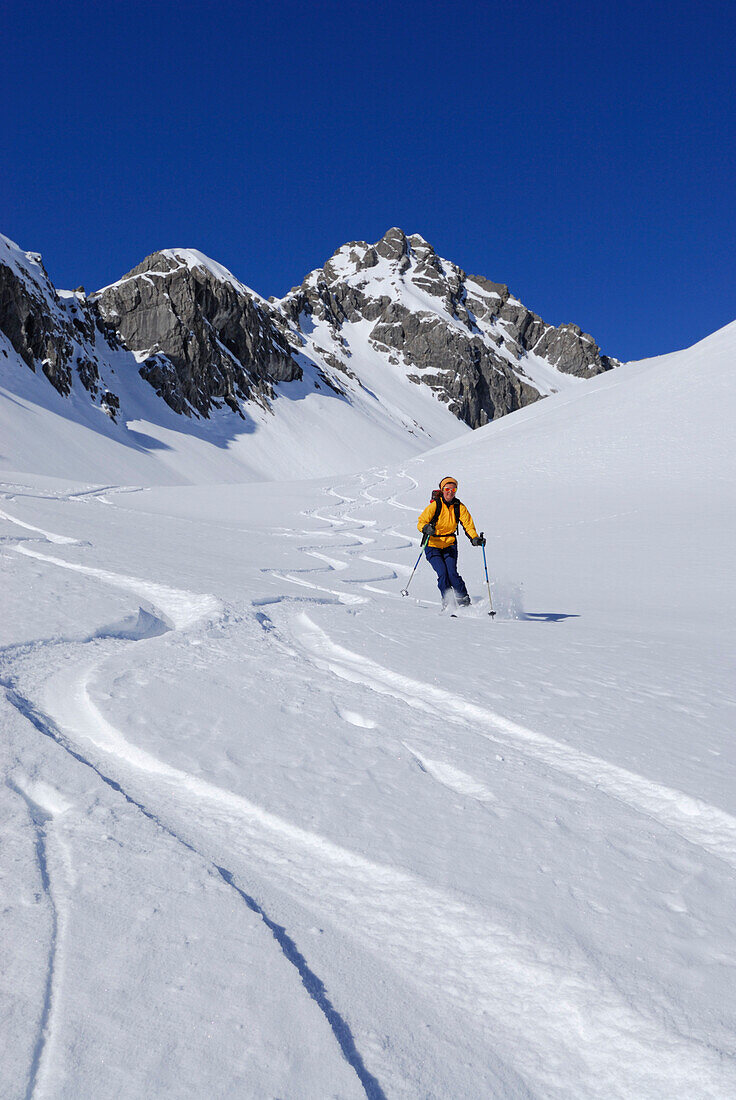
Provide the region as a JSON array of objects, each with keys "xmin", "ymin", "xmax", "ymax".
[{"xmin": 4, "ymin": 0, "xmax": 734, "ymax": 361}]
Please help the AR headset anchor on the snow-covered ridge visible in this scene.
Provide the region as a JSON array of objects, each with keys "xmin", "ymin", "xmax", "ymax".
[
  {"xmin": 1, "ymin": 231, "xmax": 50, "ymax": 284},
  {"xmin": 0, "ymin": 232, "xmax": 72, "ymax": 331},
  {"xmin": 159, "ymin": 248, "xmax": 248, "ymax": 290}
]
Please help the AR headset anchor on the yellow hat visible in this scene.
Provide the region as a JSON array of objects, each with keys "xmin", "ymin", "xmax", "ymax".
[{"xmin": 439, "ymin": 476, "xmax": 458, "ymax": 491}]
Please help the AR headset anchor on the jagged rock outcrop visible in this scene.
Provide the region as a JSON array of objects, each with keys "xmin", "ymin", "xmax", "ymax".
[
  {"xmin": 0, "ymin": 234, "xmax": 120, "ymax": 416},
  {"xmin": 92, "ymin": 250, "xmax": 299, "ymax": 416}
]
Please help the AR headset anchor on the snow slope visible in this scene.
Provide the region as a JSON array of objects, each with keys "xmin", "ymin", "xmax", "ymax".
[
  {"xmin": 1, "ymin": 322, "xmax": 735, "ymax": 1098},
  {"xmin": 0, "ymin": 325, "xmax": 469, "ymax": 488}
]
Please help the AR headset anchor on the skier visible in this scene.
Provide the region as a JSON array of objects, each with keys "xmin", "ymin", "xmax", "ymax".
[{"xmin": 417, "ymin": 476, "xmax": 486, "ymax": 609}]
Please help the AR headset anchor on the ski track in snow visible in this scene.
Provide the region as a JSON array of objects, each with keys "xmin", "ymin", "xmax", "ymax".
[
  {"xmin": 4, "ymin": 470, "xmax": 736, "ymax": 1098},
  {"xmin": 17, "ymin": 639, "xmax": 736, "ymax": 1099},
  {"xmin": 293, "ymin": 610, "xmax": 736, "ymax": 870},
  {"xmin": 7, "ymin": 777, "xmax": 71, "ymax": 1100},
  {"xmin": 14, "ymin": 544, "xmax": 221, "ymax": 630},
  {"xmin": 260, "ymin": 470, "xmax": 418, "ymax": 605},
  {"xmin": 0, "ymin": 507, "xmax": 80, "ymax": 545},
  {"xmin": 3, "ymin": 678, "xmax": 384, "ymax": 1100},
  {"xmin": 1, "ymin": 501, "xmax": 386, "ymax": 1100}
]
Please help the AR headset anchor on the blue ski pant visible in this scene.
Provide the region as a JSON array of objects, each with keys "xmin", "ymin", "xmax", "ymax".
[{"xmin": 425, "ymin": 543, "xmax": 469, "ymax": 602}]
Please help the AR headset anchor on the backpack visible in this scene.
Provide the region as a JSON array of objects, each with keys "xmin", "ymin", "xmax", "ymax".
[{"xmin": 430, "ymin": 489, "xmax": 461, "ymax": 535}]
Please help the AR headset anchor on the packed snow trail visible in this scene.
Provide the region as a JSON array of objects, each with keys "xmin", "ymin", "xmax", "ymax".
[
  {"xmin": 0, "ymin": 507, "xmax": 79, "ymax": 545},
  {"xmin": 3, "ymin": 679, "xmax": 379, "ymax": 1100}
]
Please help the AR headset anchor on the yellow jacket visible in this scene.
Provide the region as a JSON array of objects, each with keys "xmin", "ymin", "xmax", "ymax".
[{"xmin": 417, "ymin": 498, "xmax": 479, "ymax": 549}]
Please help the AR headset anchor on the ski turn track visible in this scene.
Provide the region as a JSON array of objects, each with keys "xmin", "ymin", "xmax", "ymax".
[
  {"xmin": 34, "ymin": 646, "xmax": 736, "ymax": 1099},
  {"xmin": 293, "ymin": 612, "xmax": 736, "ymax": 872},
  {"xmin": 4, "ymin": 680, "xmax": 380, "ymax": 1100},
  {"xmin": 3, "ymin": 513, "xmax": 385, "ymax": 1099},
  {"xmin": 14, "ymin": 545, "xmax": 221, "ymax": 630}
]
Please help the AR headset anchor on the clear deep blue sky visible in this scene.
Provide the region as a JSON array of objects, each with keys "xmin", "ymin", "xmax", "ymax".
[{"xmin": 4, "ymin": 0, "xmax": 734, "ymax": 360}]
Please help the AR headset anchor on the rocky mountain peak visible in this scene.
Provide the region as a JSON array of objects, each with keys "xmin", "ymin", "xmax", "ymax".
[
  {"xmin": 312, "ymin": 229, "xmax": 450, "ymax": 293},
  {"xmin": 275, "ymin": 228, "xmax": 619, "ymax": 428},
  {"xmin": 92, "ymin": 248, "xmax": 298, "ymax": 417},
  {"xmin": 375, "ymin": 227, "xmax": 409, "ymax": 264}
]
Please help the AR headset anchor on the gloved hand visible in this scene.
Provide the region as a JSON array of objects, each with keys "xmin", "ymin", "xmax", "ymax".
[
  {"xmin": 422, "ymin": 523, "xmax": 436, "ymax": 537},
  {"xmin": 471, "ymin": 534, "xmax": 486, "ymax": 547}
]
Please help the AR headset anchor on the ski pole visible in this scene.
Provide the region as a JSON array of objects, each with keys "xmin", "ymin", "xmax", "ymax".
[
  {"xmin": 401, "ymin": 535, "xmax": 428, "ymax": 596},
  {"xmin": 480, "ymin": 536, "xmax": 496, "ymax": 617}
]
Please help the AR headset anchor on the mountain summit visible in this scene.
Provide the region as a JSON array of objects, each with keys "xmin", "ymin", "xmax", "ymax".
[
  {"xmin": 91, "ymin": 248, "xmax": 299, "ymax": 417},
  {"xmin": 277, "ymin": 227, "xmax": 618, "ymax": 428}
]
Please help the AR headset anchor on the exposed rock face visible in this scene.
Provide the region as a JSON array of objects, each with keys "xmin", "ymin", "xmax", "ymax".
[
  {"xmin": 276, "ymin": 228, "xmax": 618, "ymax": 428},
  {"xmin": 1, "ymin": 228, "xmax": 619, "ymax": 432},
  {"xmin": 0, "ymin": 234, "xmax": 119, "ymax": 413},
  {"xmin": 92, "ymin": 250, "xmax": 299, "ymax": 416}
]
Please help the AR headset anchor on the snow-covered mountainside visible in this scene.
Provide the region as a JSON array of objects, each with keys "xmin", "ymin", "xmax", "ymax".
[
  {"xmin": 1, "ymin": 320, "xmax": 734, "ymax": 1097},
  {"xmin": 1, "ymin": 229, "xmax": 618, "ymax": 484}
]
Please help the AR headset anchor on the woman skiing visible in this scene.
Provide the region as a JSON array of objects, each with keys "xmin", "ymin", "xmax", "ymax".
[{"xmin": 417, "ymin": 476, "xmax": 486, "ymax": 609}]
